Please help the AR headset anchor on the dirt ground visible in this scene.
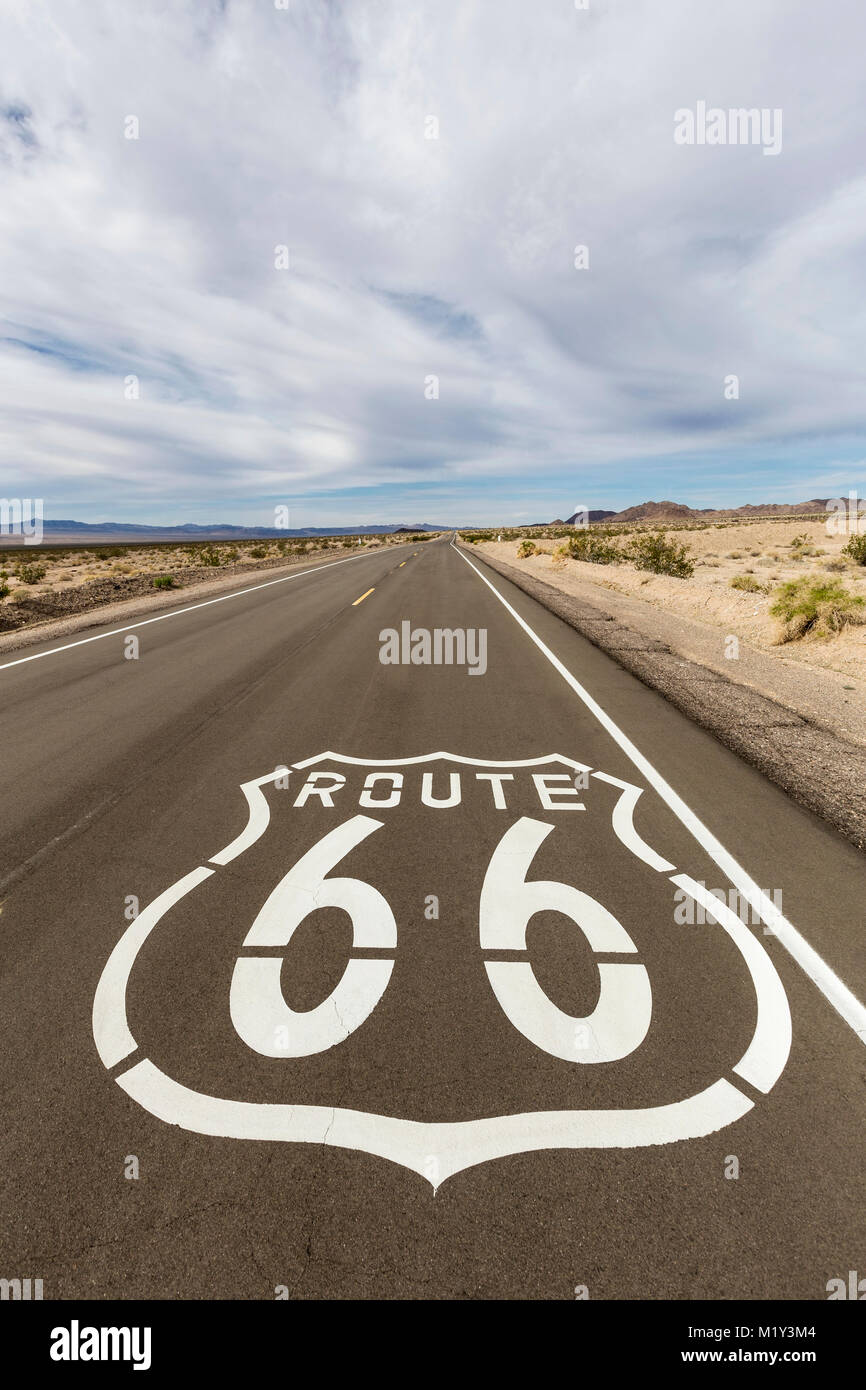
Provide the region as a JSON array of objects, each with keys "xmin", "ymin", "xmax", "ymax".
[
  {"xmin": 0, "ymin": 535, "xmax": 389, "ymax": 599},
  {"xmin": 0, "ymin": 533, "xmax": 423, "ymax": 633},
  {"xmin": 478, "ymin": 518, "xmax": 866, "ymax": 685}
]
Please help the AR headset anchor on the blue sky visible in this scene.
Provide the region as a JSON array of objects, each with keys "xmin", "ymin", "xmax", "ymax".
[{"xmin": 1, "ymin": 0, "xmax": 865, "ymax": 526}]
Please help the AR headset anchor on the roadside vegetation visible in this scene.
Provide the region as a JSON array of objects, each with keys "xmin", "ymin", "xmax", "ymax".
[
  {"xmin": 559, "ymin": 531, "xmax": 621, "ymax": 566},
  {"xmin": 459, "ymin": 517, "xmax": 866, "ymax": 677},
  {"xmin": 627, "ymin": 531, "xmax": 693, "ymax": 578},
  {"xmin": 16, "ymin": 562, "xmax": 46, "ymax": 584},
  {"xmin": 527, "ymin": 527, "xmax": 695, "ymax": 578},
  {"xmin": 464, "ymin": 516, "xmax": 866, "ymax": 605},
  {"xmin": 462, "ymin": 511, "xmax": 836, "ymax": 547},
  {"xmin": 769, "ymin": 576, "xmax": 866, "ymax": 642},
  {"xmin": 0, "ymin": 531, "xmax": 440, "ymax": 631},
  {"xmin": 729, "ymin": 574, "xmax": 767, "ymax": 593},
  {"xmin": 843, "ymin": 534, "xmax": 866, "ymax": 565}
]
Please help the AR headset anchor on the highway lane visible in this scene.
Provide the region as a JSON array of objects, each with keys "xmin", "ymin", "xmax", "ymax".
[
  {"xmin": 0, "ymin": 535, "xmax": 864, "ymax": 1299},
  {"xmin": 0, "ymin": 542, "xmax": 418, "ymax": 893}
]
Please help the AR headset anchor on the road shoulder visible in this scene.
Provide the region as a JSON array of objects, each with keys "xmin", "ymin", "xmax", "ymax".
[{"xmin": 458, "ymin": 541, "xmax": 866, "ymax": 853}]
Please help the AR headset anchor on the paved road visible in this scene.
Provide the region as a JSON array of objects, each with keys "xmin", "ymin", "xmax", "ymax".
[{"xmin": 0, "ymin": 536, "xmax": 863, "ymax": 1300}]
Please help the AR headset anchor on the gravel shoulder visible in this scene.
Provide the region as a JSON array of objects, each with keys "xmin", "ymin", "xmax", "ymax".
[{"xmin": 461, "ymin": 540, "xmax": 866, "ymax": 853}]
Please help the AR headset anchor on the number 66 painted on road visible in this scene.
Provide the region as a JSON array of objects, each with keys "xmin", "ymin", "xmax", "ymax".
[{"xmin": 229, "ymin": 815, "xmax": 651, "ymax": 1064}]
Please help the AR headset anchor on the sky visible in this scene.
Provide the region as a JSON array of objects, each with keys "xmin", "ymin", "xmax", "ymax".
[{"xmin": 1, "ymin": 0, "xmax": 865, "ymax": 527}]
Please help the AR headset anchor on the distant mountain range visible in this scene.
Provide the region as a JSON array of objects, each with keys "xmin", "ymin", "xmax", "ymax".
[
  {"xmin": 1, "ymin": 500, "xmax": 837, "ymax": 547},
  {"xmin": 7, "ymin": 519, "xmax": 451, "ymax": 544}
]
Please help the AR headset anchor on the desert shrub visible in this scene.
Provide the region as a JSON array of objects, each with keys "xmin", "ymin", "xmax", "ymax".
[
  {"xmin": 729, "ymin": 574, "xmax": 766, "ymax": 593},
  {"xmin": 200, "ymin": 546, "xmax": 222, "ymax": 567},
  {"xmin": 248, "ymin": 546, "xmax": 266, "ymax": 559},
  {"xmin": 562, "ymin": 531, "xmax": 621, "ymax": 565},
  {"xmin": 769, "ymin": 576, "xmax": 866, "ymax": 641},
  {"xmin": 824, "ymin": 557, "xmax": 847, "ymax": 572},
  {"xmin": 152, "ymin": 575, "xmax": 176, "ymax": 589},
  {"xmin": 16, "ymin": 562, "xmax": 46, "ymax": 584},
  {"xmin": 517, "ymin": 539, "xmax": 537, "ymax": 558},
  {"xmin": 628, "ymin": 532, "xmax": 694, "ymax": 578},
  {"xmin": 842, "ymin": 534, "xmax": 866, "ymax": 565},
  {"xmin": 0, "ymin": 581, "xmax": 9, "ymax": 600}
]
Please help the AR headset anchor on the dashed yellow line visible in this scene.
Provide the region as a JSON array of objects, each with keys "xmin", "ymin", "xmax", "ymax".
[
  {"xmin": 398, "ymin": 561, "xmax": 406, "ymax": 567},
  {"xmin": 352, "ymin": 587, "xmax": 376, "ymax": 606}
]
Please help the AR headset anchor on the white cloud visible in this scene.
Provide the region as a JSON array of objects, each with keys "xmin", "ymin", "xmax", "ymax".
[{"xmin": 0, "ymin": 0, "xmax": 864, "ymax": 522}]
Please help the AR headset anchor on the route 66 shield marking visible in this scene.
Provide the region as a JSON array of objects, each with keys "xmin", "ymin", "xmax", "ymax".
[{"xmin": 92, "ymin": 751, "xmax": 791, "ymax": 1189}]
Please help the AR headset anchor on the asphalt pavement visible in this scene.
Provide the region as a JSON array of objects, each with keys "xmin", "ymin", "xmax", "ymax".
[{"xmin": 0, "ymin": 536, "xmax": 863, "ymax": 1299}]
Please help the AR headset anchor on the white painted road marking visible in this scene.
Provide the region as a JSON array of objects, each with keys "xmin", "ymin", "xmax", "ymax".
[
  {"xmin": 452, "ymin": 541, "xmax": 866, "ymax": 1046},
  {"xmin": 230, "ymin": 815, "xmax": 396, "ymax": 1058},
  {"xmin": 93, "ymin": 865, "xmax": 214, "ymax": 1069},
  {"xmin": 0, "ymin": 547, "xmax": 395, "ymax": 672},
  {"xmin": 92, "ymin": 750, "xmax": 793, "ymax": 1185},
  {"xmin": 672, "ymin": 875, "xmax": 792, "ymax": 1094},
  {"xmin": 481, "ymin": 817, "xmax": 653, "ymax": 1063},
  {"xmin": 116, "ymin": 1061, "xmax": 755, "ymax": 1190}
]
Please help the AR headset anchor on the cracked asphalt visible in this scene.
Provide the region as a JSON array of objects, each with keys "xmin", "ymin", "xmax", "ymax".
[{"xmin": 0, "ymin": 536, "xmax": 863, "ymax": 1299}]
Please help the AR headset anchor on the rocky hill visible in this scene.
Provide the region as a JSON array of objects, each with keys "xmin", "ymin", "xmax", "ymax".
[{"xmin": 565, "ymin": 498, "xmax": 833, "ymax": 524}]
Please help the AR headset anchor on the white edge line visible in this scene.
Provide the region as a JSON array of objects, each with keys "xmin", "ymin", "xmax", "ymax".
[
  {"xmin": 0, "ymin": 547, "xmax": 390, "ymax": 672},
  {"xmin": 452, "ymin": 542, "xmax": 866, "ymax": 1046}
]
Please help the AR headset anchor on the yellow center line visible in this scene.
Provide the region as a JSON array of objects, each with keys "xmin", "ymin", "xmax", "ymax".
[
  {"xmin": 398, "ymin": 561, "xmax": 406, "ymax": 567},
  {"xmin": 352, "ymin": 587, "xmax": 376, "ymax": 606}
]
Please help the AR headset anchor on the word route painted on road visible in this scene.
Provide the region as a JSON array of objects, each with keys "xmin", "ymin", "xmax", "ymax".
[{"xmin": 92, "ymin": 752, "xmax": 791, "ymax": 1188}]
